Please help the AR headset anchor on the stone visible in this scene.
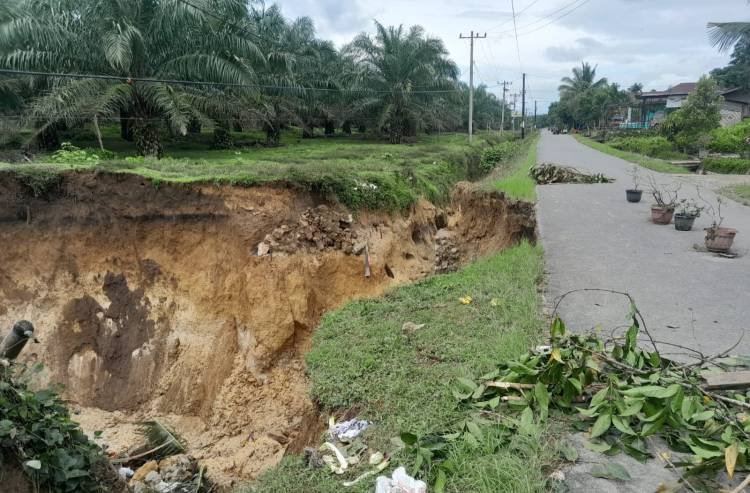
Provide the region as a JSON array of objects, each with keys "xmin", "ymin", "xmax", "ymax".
[
  {"xmin": 158, "ymin": 454, "xmax": 197, "ymax": 483},
  {"xmin": 256, "ymin": 242, "xmax": 270, "ymax": 256},
  {"xmin": 131, "ymin": 460, "xmax": 159, "ymax": 482},
  {"xmin": 144, "ymin": 470, "xmax": 161, "ymax": 485},
  {"xmin": 352, "ymin": 242, "xmax": 366, "ymax": 255}
]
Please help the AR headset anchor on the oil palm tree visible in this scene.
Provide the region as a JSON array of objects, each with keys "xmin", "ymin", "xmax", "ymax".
[
  {"xmin": 0, "ymin": 0, "xmax": 262, "ymax": 156},
  {"xmin": 558, "ymin": 62, "xmax": 608, "ymax": 98},
  {"xmin": 345, "ymin": 22, "xmax": 459, "ymax": 143},
  {"xmin": 709, "ymin": 22, "xmax": 750, "ymax": 52}
]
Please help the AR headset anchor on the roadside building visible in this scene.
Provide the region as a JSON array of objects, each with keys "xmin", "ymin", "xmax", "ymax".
[{"xmin": 638, "ymin": 82, "xmax": 750, "ymax": 128}]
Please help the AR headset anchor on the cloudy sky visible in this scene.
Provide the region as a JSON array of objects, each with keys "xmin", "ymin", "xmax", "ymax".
[{"xmin": 277, "ymin": 0, "xmax": 745, "ymax": 112}]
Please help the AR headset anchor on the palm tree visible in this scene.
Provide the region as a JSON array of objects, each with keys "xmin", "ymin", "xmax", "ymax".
[
  {"xmin": 558, "ymin": 62, "xmax": 608, "ymax": 98},
  {"xmin": 345, "ymin": 22, "xmax": 459, "ymax": 143},
  {"xmin": 709, "ymin": 22, "xmax": 750, "ymax": 52},
  {"xmin": 0, "ymin": 0, "xmax": 262, "ymax": 156}
]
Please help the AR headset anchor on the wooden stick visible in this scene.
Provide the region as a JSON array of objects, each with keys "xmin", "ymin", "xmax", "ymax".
[
  {"xmin": 730, "ymin": 474, "xmax": 750, "ymax": 493},
  {"xmin": 486, "ymin": 381, "xmax": 535, "ymax": 390}
]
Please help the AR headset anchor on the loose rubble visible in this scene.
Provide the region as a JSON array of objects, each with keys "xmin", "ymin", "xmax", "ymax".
[
  {"xmin": 256, "ymin": 205, "xmax": 360, "ymax": 256},
  {"xmin": 128, "ymin": 454, "xmax": 205, "ymax": 493}
]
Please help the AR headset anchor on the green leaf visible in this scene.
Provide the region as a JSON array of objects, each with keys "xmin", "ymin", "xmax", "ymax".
[
  {"xmin": 550, "ymin": 316, "xmax": 567, "ymax": 339},
  {"xmin": 625, "ymin": 323, "xmax": 638, "ymax": 351},
  {"xmin": 621, "ymin": 385, "xmax": 679, "ymax": 399},
  {"xmin": 535, "ymin": 382, "xmax": 550, "ymax": 421},
  {"xmin": 465, "ymin": 421, "xmax": 483, "ymax": 441},
  {"xmin": 455, "ymin": 378, "xmax": 478, "ymax": 393},
  {"xmin": 400, "ymin": 432, "xmax": 418, "ymax": 446},
  {"xmin": 590, "ymin": 462, "xmax": 632, "ymax": 481},
  {"xmin": 612, "ymin": 415, "xmax": 636, "ymax": 436},
  {"xmin": 691, "ymin": 410, "xmax": 715, "ymax": 422},
  {"xmin": 584, "ymin": 440, "xmax": 612, "ymax": 453},
  {"xmin": 560, "ymin": 441, "xmax": 579, "ymax": 462},
  {"xmin": 591, "ymin": 413, "xmax": 612, "ymax": 438},
  {"xmin": 591, "ymin": 387, "xmax": 610, "ymax": 407},
  {"xmin": 434, "ymin": 469, "xmax": 447, "ymax": 493},
  {"xmin": 681, "ymin": 396, "xmax": 697, "ymax": 421},
  {"xmin": 619, "ymin": 400, "xmax": 644, "ymax": 417}
]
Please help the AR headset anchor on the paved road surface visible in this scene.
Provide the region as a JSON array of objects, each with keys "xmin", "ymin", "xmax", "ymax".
[
  {"xmin": 536, "ymin": 132, "xmax": 750, "ymax": 492},
  {"xmin": 536, "ymin": 132, "xmax": 750, "ymax": 361}
]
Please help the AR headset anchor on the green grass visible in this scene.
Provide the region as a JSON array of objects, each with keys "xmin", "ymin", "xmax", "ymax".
[
  {"xmin": 574, "ymin": 135, "xmax": 686, "ymax": 174},
  {"xmin": 1, "ymin": 130, "xmax": 494, "ymax": 212},
  {"xmin": 488, "ymin": 134, "xmax": 539, "ymax": 201},
  {"xmin": 248, "ymin": 242, "xmax": 553, "ymax": 493},
  {"xmin": 720, "ymin": 184, "xmax": 750, "ymax": 206}
]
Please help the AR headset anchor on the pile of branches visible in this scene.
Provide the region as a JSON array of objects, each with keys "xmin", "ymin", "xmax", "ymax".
[
  {"xmin": 530, "ymin": 163, "xmax": 613, "ymax": 184},
  {"xmin": 445, "ymin": 291, "xmax": 750, "ymax": 492}
]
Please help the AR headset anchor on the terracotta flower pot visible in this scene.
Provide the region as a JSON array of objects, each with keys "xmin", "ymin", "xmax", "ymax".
[
  {"xmin": 651, "ymin": 205, "xmax": 674, "ymax": 225},
  {"xmin": 705, "ymin": 227, "xmax": 737, "ymax": 253}
]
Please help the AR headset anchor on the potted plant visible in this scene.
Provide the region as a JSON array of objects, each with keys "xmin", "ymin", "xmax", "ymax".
[
  {"xmin": 699, "ymin": 191, "xmax": 737, "ymax": 253},
  {"xmin": 648, "ymin": 177, "xmax": 680, "ymax": 225},
  {"xmin": 674, "ymin": 198, "xmax": 703, "ymax": 231},
  {"xmin": 626, "ymin": 165, "xmax": 642, "ymax": 203}
]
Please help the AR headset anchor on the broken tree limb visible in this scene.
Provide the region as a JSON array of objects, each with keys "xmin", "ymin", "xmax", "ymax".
[{"xmin": 486, "ymin": 381, "xmax": 535, "ymax": 390}]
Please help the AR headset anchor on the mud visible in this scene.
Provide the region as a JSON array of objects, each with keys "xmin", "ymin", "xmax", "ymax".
[{"xmin": 0, "ymin": 171, "xmax": 535, "ymax": 486}]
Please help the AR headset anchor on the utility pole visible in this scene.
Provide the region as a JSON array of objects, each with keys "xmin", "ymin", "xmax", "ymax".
[
  {"xmin": 510, "ymin": 93, "xmax": 519, "ymax": 132},
  {"xmin": 534, "ymin": 100, "xmax": 537, "ymax": 129},
  {"xmin": 521, "ymin": 73, "xmax": 526, "ymax": 139},
  {"xmin": 459, "ymin": 30, "xmax": 487, "ymax": 142},
  {"xmin": 500, "ymin": 81, "xmax": 511, "ymax": 133}
]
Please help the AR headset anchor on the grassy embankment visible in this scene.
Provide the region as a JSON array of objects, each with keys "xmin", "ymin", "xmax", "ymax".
[
  {"xmin": 2, "ymin": 128, "xmax": 510, "ymax": 212},
  {"xmin": 574, "ymin": 135, "xmax": 685, "ymax": 174},
  {"xmin": 248, "ymin": 126, "xmax": 548, "ymax": 493},
  {"xmin": 486, "ymin": 133, "xmax": 540, "ymax": 201},
  {"xmin": 720, "ymin": 184, "xmax": 750, "ymax": 206},
  {"xmin": 249, "ymin": 242, "xmax": 552, "ymax": 493}
]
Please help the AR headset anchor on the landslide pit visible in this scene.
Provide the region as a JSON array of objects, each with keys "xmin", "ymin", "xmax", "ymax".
[{"xmin": 0, "ymin": 172, "xmax": 535, "ymax": 486}]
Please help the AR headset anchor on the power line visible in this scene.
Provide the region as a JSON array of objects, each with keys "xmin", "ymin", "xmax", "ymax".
[
  {"xmin": 492, "ymin": 0, "xmax": 590, "ymax": 37},
  {"xmin": 0, "ymin": 68, "xmax": 464, "ymax": 95},
  {"xmin": 510, "ymin": 0, "xmax": 523, "ymax": 71},
  {"xmin": 485, "ymin": 0, "xmax": 542, "ymax": 33}
]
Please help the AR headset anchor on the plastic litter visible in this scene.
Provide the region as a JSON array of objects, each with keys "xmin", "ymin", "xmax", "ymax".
[
  {"xmin": 328, "ymin": 417, "xmax": 372, "ymax": 442},
  {"xmin": 320, "ymin": 442, "xmax": 348, "ymax": 474},
  {"xmin": 375, "ymin": 466, "xmax": 427, "ymax": 493},
  {"xmin": 118, "ymin": 466, "xmax": 134, "ymax": 479}
]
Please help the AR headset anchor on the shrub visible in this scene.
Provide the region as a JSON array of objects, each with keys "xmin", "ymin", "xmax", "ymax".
[
  {"xmin": 709, "ymin": 120, "xmax": 750, "ymax": 153},
  {"xmin": 702, "ymin": 157, "xmax": 750, "ymax": 174},
  {"xmin": 608, "ymin": 136, "xmax": 676, "ymax": 158},
  {"xmin": 48, "ymin": 143, "xmax": 115, "ymax": 164},
  {"xmin": 1, "ymin": 364, "xmax": 108, "ymax": 492},
  {"xmin": 480, "ymin": 140, "xmax": 523, "ymax": 174}
]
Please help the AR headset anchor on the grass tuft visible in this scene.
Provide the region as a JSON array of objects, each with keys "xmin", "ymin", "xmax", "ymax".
[{"xmin": 489, "ymin": 134, "xmax": 539, "ymax": 201}]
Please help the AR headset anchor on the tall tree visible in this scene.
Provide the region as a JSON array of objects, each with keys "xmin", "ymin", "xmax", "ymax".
[
  {"xmin": 345, "ymin": 22, "xmax": 459, "ymax": 143},
  {"xmin": 0, "ymin": 0, "xmax": 262, "ymax": 156},
  {"xmin": 558, "ymin": 62, "xmax": 607, "ymax": 98}
]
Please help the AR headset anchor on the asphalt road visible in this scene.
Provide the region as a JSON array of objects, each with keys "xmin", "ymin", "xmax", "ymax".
[{"xmin": 536, "ymin": 132, "xmax": 750, "ymax": 361}]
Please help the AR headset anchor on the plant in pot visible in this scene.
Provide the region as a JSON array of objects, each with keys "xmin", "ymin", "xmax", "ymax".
[
  {"xmin": 626, "ymin": 165, "xmax": 642, "ymax": 203},
  {"xmin": 699, "ymin": 190, "xmax": 737, "ymax": 253},
  {"xmin": 674, "ymin": 198, "xmax": 703, "ymax": 231},
  {"xmin": 648, "ymin": 176, "xmax": 680, "ymax": 225}
]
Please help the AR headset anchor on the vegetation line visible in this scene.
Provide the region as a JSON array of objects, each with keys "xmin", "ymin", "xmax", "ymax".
[
  {"xmin": 490, "ymin": 133, "xmax": 540, "ymax": 201},
  {"xmin": 573, "ymin": 135, "xmax": 685, "ymax": 174}
]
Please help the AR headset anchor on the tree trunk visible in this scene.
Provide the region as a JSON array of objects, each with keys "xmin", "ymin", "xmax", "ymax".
[
  {"xmin": 302, "ymin": 123, "xmax": 314, "ymax": 139},
  {"xmin": 36, "ymin": 125, "xmax": 60, "ymax": 151},
  {"xmin": 212, "ymin": 123, "xmax": 233, "ymax": 149},
  {"xmin": 120, "ymin": 111, "xmax": 134, "ymax": 141},
  {"xmin": 324, "ymin": 120, "xmax": 335, "ymax": 137},
  {"xmin": 135, "ymin": 123, "xmax": 163, "ymax": 158},
  {"xmin": 187, "ymin": 118, "xmax": 202, "ymax": 134},
  {"xmin": 358, "ymin": 124, "xmax": 366, "ymax": 134},
  {"xmin": 265, "ymin": 124, "xmax": 281, "ymax": 146},
  {"xmin": 342, "ymin": 121, "xmax": 352, "ymax": 135}
]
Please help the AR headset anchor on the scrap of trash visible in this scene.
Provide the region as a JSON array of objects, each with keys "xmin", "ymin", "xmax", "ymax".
[{"xmin": 530, "ymin": 163, "xmax": 614, "ymax": 184}]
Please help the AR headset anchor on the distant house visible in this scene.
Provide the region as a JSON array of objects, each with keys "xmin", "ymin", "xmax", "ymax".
[{"xmin": 638, "ymin": 82, "xmax": 750, "ymax": 127}]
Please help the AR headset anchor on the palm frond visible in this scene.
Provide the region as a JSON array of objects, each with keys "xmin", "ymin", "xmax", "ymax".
[
  {"xmin": 708, "ymin": 22, "xmax": 750, "ymax": 52},
  {"xmin": 137, "ymin": 420, "xmax": 185, "ymax": 461}
]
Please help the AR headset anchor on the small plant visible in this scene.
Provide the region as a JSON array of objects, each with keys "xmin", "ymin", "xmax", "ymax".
[
  {"xmin": 628, "ymin": 165, "xmax": 640, "ymax": 191},
  {"xmin": 48, "ymin": 142, "xmax": 111, "ymax": 164},
  {"xmin": 675, "ymin": 197, "xmax": 703, "ymax": 217},
  {"xmin": 647, "ymin": 175, "xmax": 680, "ymax": 210},
  {"xmin": 698, "ymin": 189, "xmax": 724, "ymax": 229}
]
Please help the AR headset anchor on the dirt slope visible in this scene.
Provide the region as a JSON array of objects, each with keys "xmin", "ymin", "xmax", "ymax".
[{"xmin": 0, "ymin": 171, "xmax": 534, "ymax": 485}]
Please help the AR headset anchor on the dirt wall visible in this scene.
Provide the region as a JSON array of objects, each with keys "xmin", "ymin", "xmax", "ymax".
[{"xmin": 0, "ymin": 171, "xmax": 535, "ymax": 485}]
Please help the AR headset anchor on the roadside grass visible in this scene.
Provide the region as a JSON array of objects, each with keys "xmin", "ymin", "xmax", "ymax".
[
  {"xmin": 1, "ymin": 130, "xmax": 491, "ymax": 212},
  {"xmin": 248, "ymin": 242, "xmax": 554, "ymax": 493},
  {"xmin": 574, "ymin": 135, "xmax": 685, "ymax": 174},
  {"xmin": 488, "ymin": 134, "xmax": 539, "ymax": 201},
  {"xmin": 720, "ymin": 184, "xmax": 750, "ymax": 206}
]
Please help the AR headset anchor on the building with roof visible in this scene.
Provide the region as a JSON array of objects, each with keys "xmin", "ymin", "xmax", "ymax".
[{"xmin": 638, "ymin": 82, "xmax": 750, "ymax": 128}]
